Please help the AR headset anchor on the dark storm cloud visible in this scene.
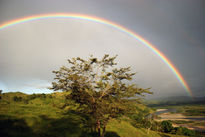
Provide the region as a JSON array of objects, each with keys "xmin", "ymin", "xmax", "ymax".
[{"xmin": 0, "ymin": 0, "xmax": 204, "ymax": 98}]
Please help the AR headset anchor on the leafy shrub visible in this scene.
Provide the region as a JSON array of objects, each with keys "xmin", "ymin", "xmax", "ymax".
[
  {"xmin": 13, "ymin": 96, "xmax": 23, "ymax": 102},
  {"xmin": 150, "ymin": 121, "xmax": 161, "ymax": 131},
  {"xmin": 161, "ymin": 121, "xmax": 173, "ymax": 133},
  {"xmin": 40, "ymin": 93, "xmax": 46, "ymax": 99},
  {"xmin": 160, "ymin": 121, "xmax": 197, "ymax": 136},
  {"xmin": 175, "ymin": 126, "xmax": 195, "ymax": 136},
  {"xmin": 48, "ymin": 94, "xmax": 53, "ymax": 98},
  {"xmin": 28, "ymin": 94, "xmax": 37, "ymax": 100}
]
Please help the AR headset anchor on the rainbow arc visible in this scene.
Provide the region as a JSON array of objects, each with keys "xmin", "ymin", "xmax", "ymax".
[{"xmin": 0, "ymin": 13, "xmax": 192, "ymax": 97}]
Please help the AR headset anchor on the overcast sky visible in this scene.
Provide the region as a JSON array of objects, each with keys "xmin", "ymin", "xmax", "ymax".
[{"xmin": 0, "ymin": 0, "xmax": 204, "ymax": 98}]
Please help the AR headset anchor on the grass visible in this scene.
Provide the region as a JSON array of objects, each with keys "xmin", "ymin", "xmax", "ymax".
[
  {"xmin": 107, "ymin": 119, "xmax": 186, "ymax": 137},
  {"xmin": 0, "ymin": 92, "xmax": 188, "ymax": 137}
]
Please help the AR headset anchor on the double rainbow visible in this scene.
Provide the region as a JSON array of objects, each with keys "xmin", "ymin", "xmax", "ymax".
[{"xmin": 0, "ymin": 13, "xmax": 192, "ymax": 97}]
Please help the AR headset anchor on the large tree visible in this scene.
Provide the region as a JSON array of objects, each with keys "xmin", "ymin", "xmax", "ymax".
[{"xmin": 51, "ymin": 54, "xmax": 151, "ymax": 137}]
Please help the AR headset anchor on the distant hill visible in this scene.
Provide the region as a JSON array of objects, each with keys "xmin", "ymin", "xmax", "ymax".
[{"xmin": 145, "ymin": 96, "xmax": 205, "ymax": 107}]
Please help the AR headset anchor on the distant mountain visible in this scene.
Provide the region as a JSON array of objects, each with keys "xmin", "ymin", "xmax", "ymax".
[
  {"xmin": 148, "ymin": 95, "xmax": 205, "ymax": 101},
  {"xmin": 152, "ymin": 96, "xmax": 192, "ymax": 101},
  {"xmin": 144, "ymin": 96, "xmax": 205, "ymax": 107}
]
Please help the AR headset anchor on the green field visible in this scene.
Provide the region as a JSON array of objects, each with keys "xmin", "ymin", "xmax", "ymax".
[{"xmin": 0, "ymin": 92, "xmax": 195, "ymax": 137}]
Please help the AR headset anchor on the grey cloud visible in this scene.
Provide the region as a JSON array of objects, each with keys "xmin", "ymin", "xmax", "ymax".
[
  {"xmin": 0, "ymin": 20, "xmax": 186, "ymax": 97},
  {"xmin": 0, "ymin": 0, "xmax": 204, "ymax": 98}
]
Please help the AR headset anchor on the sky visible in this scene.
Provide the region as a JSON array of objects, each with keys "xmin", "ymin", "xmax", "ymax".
[{"xmin": 0, "ymin": 0, "xmax": 204, "ymax": 98}]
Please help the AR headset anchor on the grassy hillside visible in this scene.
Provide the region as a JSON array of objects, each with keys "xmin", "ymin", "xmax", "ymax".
[
  {"xmin": 0, "ymin": 92, "xmax": 187, "ymax": 137},
  {"xmin": 107, "ymin": 119, "xmax": 186, "ymax": 137}
]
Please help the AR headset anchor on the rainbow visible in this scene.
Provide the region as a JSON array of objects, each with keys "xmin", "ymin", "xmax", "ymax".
[{"xmin": 0, "ymin": 13, "xmax": 192, "ymax": 97}]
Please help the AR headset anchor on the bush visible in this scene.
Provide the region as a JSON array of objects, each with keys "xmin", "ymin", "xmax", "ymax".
[
  {"xmin": 160, "ymin": 123, "xmax": 197, "ymax": 136},
  {"xmin": 13, "ymin": 96, "xmax": 23, "ymax": 102},
  {"xmin": 150, "ymin": 121, "xmax": 161, "ymax": 131},
  {"xmin": 175, "ymin": 126, "xmax": 195, "ymax": 136},
  {"xmin": 28, "ymin": 94, "xmax": 37, "ymax": 100},
  {"xmin": 48, "ymin": 94, "xmax": 53, "ymax": 98},
  {"xmin": 40, "ymin": 93, "xmax": 46, "ymax": 99},
  {"xmin": 130, "ymin": 112, "xmax": 147, "ymax": 128},
  {"xmin": 23, "ymin": 99, "xmax": 29, "ymax": 104},
  {"xmin": 161, "ymin": 121, "xmax": 173, "ymax": 133}
]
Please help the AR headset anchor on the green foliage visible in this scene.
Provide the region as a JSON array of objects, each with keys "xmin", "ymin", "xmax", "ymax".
[
  {"xmin": 13, "ymin": 96, "xmax": 23, "ymax": 102},
  {"xmin": 28, "ymin": 93, "xmax": 47, "ymax": 101},
  {"xmin": 51, "ymin": 54, "xmax": 152, "ymax": 137},
  {"xmin": 28, "ymin": 94, "xmax": 37, "ymax": 100},
  {"xmin": 130, "ymin": 109, "xmax": 150, "ymax": 128},
  {"xmin": 175, "ymin": 127, "xmax": 195, "ymax": 136},
  {"xmin": 159, "ymin": 121, "xmax": 199, "ymax": 137},
  {"xmin": 161, "ymin": 121, "xmax": 174, "ymax": 133},
  {"xmin": 129, "ymin": 107, "xmax": 163, "ymax": 133}
]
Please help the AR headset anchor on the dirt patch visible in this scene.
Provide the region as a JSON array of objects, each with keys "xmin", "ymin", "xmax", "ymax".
[{"xmin": 158, "ymin": 113, "xmax": 187, "ymax": 121}]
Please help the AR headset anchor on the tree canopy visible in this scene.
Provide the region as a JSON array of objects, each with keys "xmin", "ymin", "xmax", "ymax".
[{"xmin": 51, "ymin": 54, "xmax": 152, "ymax": 137}]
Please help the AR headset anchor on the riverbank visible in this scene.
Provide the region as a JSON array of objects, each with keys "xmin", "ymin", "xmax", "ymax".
[{"xmin": 155, "ymin": 109, "xmax": 205, "ymax": 131}]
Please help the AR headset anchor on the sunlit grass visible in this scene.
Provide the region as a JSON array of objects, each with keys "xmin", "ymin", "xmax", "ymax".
[{"xmin": 0, "ymin": 92, "xmax": 188, "ymax": 137}]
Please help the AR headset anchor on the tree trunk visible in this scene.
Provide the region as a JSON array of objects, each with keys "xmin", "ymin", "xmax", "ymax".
[
  {"xmin": 101, "ymin": 126, "xmax": 106, "ymax": 137},
  {"xmin": 147, "ymin": 125, "xmax": 152, "ymax": 134},
  {"xmin": 147, "ymin": 127, "xmax": 150, "ymax": 134},
  {"xmin": 97, "ymin": 120, "xmax": 101, "ymax": 137},
  {"xmin": 94, "ymin": 125, "xmax": 97, "ymax": 132},
  {"xmin": 91, "ymin": 125, "xmax": 94, "ymax": 133}
]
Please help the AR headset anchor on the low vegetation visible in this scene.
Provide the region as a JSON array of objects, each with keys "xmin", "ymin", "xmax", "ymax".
[{"xmin": 0, "ymin": 92, "xmax": 202, "ymax": 137}]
